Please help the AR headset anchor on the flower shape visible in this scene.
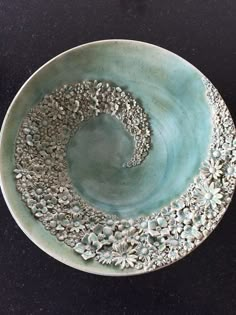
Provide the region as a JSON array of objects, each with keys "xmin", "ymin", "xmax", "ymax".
[
  {"xmin": 211, "ymin": 149, "xmax": 224, "ymax": 160},
  {"xmin": 140, "ymin": 219, "xmax": 160, "ymax": 237},
  {"xmin": 201, "ymin": 159, "xmax": 223, "ymax": 180},
  {"xmin": 58, "ymin": 187, "xmax": 73, "ymax": 205},
  {"xmin": 135, "ymin": 243, "xmax": 153, "ymax": 262},
  {"xmin": 196, "ymin": 182, "xmax": 223, "ymax": 209},
  {"xmin": 14, "ymin": 167, "xmax": 34, "ymax": 182},
  {"xmin": 43, "ymin": 193, "xmax": 58, "ymax": 209},
  {"xmin": 74, "ymin": 232, "xmax": 106, "ymax": 260},
  {"xmin": 226, "ymin": 164, "xmax": 236, "ymax": 177},
  {"xmin": 30, "ymin": 183, "xmax": 46, "ymax": 201},
  {"xmin": 112, "ymin": 241, "xmax": 138, "ymax": 269},
  {"xmin": 28, "ymin": 163, "xmax": 46, "ymax": 177},
  {"xmin": 31, "ymin": 199, "xmax": 48, "ymax": 217},
  {"xmin": 192, "ymin": 214, "xmax": 207, "ymax": 227},
  {"xmin": 97, "ymin": 250, "xmax": 113, "ymax": 265},
  {"xmin": 176, "ymin": 208, "xmax": 193, "ymax": 224}
]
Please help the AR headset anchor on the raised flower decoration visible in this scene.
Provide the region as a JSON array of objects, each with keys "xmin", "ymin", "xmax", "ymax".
[
  {"xmin": 13, "ymin": 78, "xmax": 236, "ymax": 272},
  {"xmin": 97, "ymin": 250, "xmax": 113, "ymax": 265},
  {"xmin": 196, "ymin": 182, "xmax": 223, "ymax": 209},
  {"xmin": 112, "ymin": 242, "xmax": 138, "ymax": 269},
  {"xmin": 201, "ymin": 158, "xmax": 223, "ymax": 180},
  {"xmin": 226, "ymin": 164, "xmax": 236, "ymax": 177}
]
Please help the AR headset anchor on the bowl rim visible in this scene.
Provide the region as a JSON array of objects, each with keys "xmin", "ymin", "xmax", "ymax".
[{"xmin": 0, "ymin": 39, "xmax": 231, "ymax": 277}]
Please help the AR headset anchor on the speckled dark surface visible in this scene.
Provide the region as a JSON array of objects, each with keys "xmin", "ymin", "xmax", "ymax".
[{"xmin": 1, "ymin": 1, "xmax": 236, "ymax": 314}]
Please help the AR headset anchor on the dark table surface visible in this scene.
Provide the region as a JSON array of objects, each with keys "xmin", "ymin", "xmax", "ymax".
[{"xmin": 1, "ymin": 1, "xmax": 236, "ymax": 314}]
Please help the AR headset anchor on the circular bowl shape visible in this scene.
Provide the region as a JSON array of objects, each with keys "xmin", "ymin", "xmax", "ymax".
[{"xmin": 0, "ymin": 40, "xmax": 235, "ymax": 276}]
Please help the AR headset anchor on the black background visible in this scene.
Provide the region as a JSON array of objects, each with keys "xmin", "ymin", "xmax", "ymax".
[{"xmin": 1, "ymin": 1, "xmax": 236, "ymax": 314}]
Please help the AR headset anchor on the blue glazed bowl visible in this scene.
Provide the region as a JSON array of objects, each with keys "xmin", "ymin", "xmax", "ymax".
[{"xmin": 0, "ymin": 40, "xmax": 226, "ymax": 276}]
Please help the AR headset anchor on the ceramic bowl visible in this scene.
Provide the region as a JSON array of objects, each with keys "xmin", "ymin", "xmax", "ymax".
[{"xmin": 0, "ymin": 40, "xmax": 235, "ymax": 276}]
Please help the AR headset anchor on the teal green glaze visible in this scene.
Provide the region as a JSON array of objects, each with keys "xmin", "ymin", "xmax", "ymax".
[
  {"xmin": 0, "ymin": 40, "xmax": 212, "ymax": 275},
  {"xmin": 66, "ymin": 44, "xmax": 211, "ymax": 218}
]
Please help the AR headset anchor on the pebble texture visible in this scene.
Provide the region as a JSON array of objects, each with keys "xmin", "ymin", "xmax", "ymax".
[{"xmin": 1, "ymin": 0, "xmax": 236, "ymax": 314}]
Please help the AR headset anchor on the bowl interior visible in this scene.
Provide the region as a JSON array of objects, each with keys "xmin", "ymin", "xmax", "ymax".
[{"xmin": 0, "ymin": 40, "xmax": 211, "ymax": 275}]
